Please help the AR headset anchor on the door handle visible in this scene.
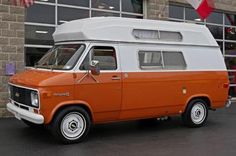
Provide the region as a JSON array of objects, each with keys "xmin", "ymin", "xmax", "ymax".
[{"xmin": 112, "ymin": 75, "xmax": 121, "ymax": 80}]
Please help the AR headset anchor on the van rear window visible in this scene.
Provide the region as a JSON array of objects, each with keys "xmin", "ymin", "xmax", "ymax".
[{"xmin": 138, "ymin": 51, "xmax": 186, "ymax": 70}]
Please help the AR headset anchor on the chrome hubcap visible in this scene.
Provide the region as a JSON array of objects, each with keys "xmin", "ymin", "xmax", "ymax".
[
  {"xmin": 191, "ymin": 103, "xmax": 206, "ymax": 124},
  {"xmin": 61, "ymin": 112, "xmax": 86, "ymax": 140}
]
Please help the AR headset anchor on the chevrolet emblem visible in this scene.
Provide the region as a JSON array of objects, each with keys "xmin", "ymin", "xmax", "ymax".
[{"xmin": 15, "ymin": 92, "xmax": 20, "ymax": 97}]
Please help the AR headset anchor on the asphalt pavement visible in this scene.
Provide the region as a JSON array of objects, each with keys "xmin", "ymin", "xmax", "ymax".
[{"xmin": 0, "ymin": 103, "xmax": 236, "ymax": 156}]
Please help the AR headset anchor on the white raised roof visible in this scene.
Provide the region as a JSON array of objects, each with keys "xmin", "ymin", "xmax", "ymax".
[{"xmin": 53, "ymin": 17, "xmax": 218, "ymax": 47}]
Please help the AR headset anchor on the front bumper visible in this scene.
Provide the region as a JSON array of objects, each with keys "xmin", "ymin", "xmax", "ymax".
[{"xmin": 7, "ymin": 103, "xmax": 44, "ymax": 124}]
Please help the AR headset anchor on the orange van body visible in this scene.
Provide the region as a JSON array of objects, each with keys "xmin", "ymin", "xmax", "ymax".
[{"xmin": 9, "ymin": 69, "xmax": 229, "ymax": 125}]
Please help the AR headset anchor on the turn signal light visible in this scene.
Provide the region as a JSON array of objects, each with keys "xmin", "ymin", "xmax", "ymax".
[
  {"xmin": 34, "ymin": 109, "xmax": 39, "ymax": 114},
  {"xmin": 223, "ymin": 83, "xmax": 229, "ymax": 89}
]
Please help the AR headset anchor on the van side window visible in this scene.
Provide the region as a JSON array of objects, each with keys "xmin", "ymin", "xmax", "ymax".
[
  {"xmin": 138, "ymin": 51, "xmax": 163, "ymax": 69},
  {"xmin": 163, "ymin": 51, "xmax": 186, "ymax": 70},
  {"xmin": 80, "ymin": 46, "xmax": 117, "ymax": 70},
  {"xmin": 138, "ymin": 51, "xmax": 186, "ymax": 70}
]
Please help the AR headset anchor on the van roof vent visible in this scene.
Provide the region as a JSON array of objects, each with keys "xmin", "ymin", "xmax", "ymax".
[{"xmin": 133, "ymin": 29, "xmax": 183, "ymax": 42}]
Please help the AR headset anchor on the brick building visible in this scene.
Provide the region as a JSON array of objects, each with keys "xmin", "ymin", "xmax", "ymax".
[{"xmin": 0, "ymin": 0, "xmax": 236, "ymax": 117}]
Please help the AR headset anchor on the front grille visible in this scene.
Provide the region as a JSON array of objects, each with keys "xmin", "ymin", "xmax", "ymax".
[{"xmin": 9, "ymin": 84, "xmax": 38, "ymax": 108}]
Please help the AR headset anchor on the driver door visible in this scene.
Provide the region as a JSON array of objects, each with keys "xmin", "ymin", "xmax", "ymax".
[{"xmin": 74, "ymin": 44, "xmax": 122, "ymax": 123}]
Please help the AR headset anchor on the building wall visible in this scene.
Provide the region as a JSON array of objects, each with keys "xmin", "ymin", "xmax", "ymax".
[
  {"xmin": 146, "ymin": 0, "xmax": 169, "ymax": 20},
  {"xmin": 0, "ymin": 0, "xmax": 25, "ymax": 117}
]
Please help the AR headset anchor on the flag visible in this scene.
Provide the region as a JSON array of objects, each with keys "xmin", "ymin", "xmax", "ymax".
[
  {"xmin": 10, "ymin": 0, "xmax": 34, "ymax": 8},
  {"xmin": 186, "ymin": 0, "xmax": 215, "ymax": 19}
]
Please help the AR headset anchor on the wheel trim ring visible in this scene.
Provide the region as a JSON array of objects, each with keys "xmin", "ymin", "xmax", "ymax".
[
  {"xmin": 190, "ymin": 103, "xmax": 206, "ymax": 124},
  {"xmin": 60, "ymin": 112, "xmax": 87, "ymax": 141}
]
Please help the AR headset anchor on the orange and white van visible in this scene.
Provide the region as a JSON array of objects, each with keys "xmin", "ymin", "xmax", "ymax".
[{"xmin": 7, "ymin": 17, "xmax": 230, "ymax": 144}]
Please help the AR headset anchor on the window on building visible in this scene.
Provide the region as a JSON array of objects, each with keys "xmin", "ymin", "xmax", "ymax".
[
  {"xmin": 229, "ymin": 86, "xmax": 236, "ymax": 97},
  {"xmin": 122, "ymin": 14, "xmax": 143, "ymax": 18},
  {"xmin": 58, "ymin": 7, "xmax": 89, "ymax": 24},
  {"xmin": 185, "ymin": 8, "xmax": 202, "ymax": 22},
  {"xmin": 58, "ymin": 0, "xmax": 89, "ymax": 7},
  {"xmin": 225, "ymin": 42, "xmax": 236, "ymax": 56},
  {"xmin": 225, "ymin": 14, "xmax": 236, "ymax": 26},
  {"xmin": 217, "ymin": 41, "xmax": 223, "ymax": 53},
  {"xmin": 25, "ymin": 25, "xmax": 55, "ymax": 45},
  {"xmin": 207, "ymin": 12, "xmax": 223, "ymax": 24},
  {"xmin": 36, "ymin": 0, "xmax": 55, "ymax": 3},
  {"xmin": 169, "ymin": 5, "xmax": 184, "ymax": 20},
  {"xmin": 92, "ymin": 0, "xmax": 120, "ymax": 11},
  {"xmin": 122, "ymin": 0, "xmax": 143, "ymax": 14},
  {"xmin": 25, "ymin": 47, "xmax": 50, "ymax": 67},
  {"xmin": 25, "ymin": 4, "xmax": 55, "ymax": 24},
  {"xmin": 207, "ymin": 25, "xmax": 223, "ymax": 39},
  {"xmin": 91, "ymin": 11, "xmax": 120, "ymax": 17}
]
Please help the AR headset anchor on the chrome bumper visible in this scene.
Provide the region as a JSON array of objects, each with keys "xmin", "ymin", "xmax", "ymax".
[
  {"xmin": 7, "ymin": 103, "xmax": 44, "ymax": 124},
  {"xmin": 225, "ymin": 97, "xmax": 232, "ymax": 108}
]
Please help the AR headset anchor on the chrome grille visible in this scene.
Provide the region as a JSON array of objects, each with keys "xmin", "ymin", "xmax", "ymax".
[{"xmin": 9, "ymin": 84, "xmax": 38, "ymax": 108}]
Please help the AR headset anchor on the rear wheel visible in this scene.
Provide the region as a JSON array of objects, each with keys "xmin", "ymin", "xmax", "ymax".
[
  {"xmin": 182, "ymin": 99, "xmax": 208, "ymax": 127},
  {"xmin": 50, "ymin": 106, "xmax": 91, "ymax": 144}
]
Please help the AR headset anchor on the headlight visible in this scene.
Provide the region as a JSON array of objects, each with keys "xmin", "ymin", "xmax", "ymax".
[{"xmin": 31, "ymin": 91, "xmax": 39, "ymax": 107}]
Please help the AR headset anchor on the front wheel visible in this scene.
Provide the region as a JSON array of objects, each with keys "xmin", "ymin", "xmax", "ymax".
[
  {"xmin": 50, "ymin": 106, "xmax": 91, "ymax": 144},
  {"xmin": 182, "ymin": 99, "xmax": 208, "ymax": 128}
]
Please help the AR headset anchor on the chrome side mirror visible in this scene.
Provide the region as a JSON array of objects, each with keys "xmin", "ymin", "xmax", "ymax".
[{"xmin": 90, "ymin": 60, "xmax": 100, "ymax": 75}]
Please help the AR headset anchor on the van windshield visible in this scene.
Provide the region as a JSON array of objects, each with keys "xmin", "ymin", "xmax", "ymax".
[{"xmin": 36, "ymin": 44, "xmax": 85, "ymax": 70}]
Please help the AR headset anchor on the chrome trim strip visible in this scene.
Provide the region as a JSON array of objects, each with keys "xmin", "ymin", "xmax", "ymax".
[{"xmin": 10, "ymin": 99, "xmax": 36, "ymax": 112}]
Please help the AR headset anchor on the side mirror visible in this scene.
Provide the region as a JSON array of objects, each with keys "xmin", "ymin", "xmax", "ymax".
[{"xmin": 90, "ymin": 60, "xmax": 100, "ymax": 75}]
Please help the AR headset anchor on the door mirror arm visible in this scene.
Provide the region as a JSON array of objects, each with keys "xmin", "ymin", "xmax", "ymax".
[{"xmin": 90, "ymin": 60, "xmax": 100, "ymax": 75}]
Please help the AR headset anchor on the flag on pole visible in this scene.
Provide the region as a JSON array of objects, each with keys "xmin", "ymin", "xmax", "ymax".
[
  {"xmin": 10, "ymin": 0, "xmax": 34, "ymax": 8},
  {"xmin": 186, "ymin": 0, "xmax": 215, "ymax": 19}
]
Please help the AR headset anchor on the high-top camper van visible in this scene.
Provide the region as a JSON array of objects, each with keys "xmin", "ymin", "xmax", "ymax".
[{"xmin": 7, "ymin": 17, "xmax": 230, "ymax": 144}]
